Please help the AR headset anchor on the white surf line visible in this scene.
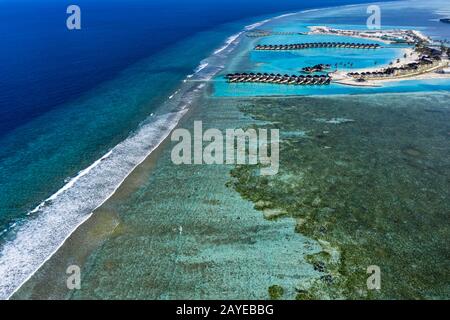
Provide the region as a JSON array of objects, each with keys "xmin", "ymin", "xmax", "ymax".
[
  {"xmin": 169, "ymin": 89, "xmax": 181, "ymax": 99},
  {"xmin": 2, "ymin": 14, "xmax": 268, "ymax": 300},
  {"xmin": 2, "ymin": 5, "xmax": 362, "ymax": 299},
  {"xmin": 2, "ymin": 109, "xmax": 188, "ymax": 300},
  {"xmin": 194, "ymin": 62, "xmax": 209, "ymax": 73},
  {"xmin": 188, "ymin": 10, "xmax": 313, "ymax": 81},
  {"xmin": 211, "ymin": 17, "xmax": 274, "ymax": 56},
  {"xmin": 206, "ymin": 5, "xmax": 350, "ymax": 59},
  {"xmin": 26, "ymin": 150, "xmax": 114, "ymax": 217},
  {"xmin": 272, "ymin": 12, "xmax": 297, "ymax": 20},
  {"xmin": 213, "ymin": 32, "xmax": 245, "ymax": 55}
]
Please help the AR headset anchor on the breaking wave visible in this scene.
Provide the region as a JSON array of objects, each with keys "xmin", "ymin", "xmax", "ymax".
[{"xmin": 0, "ymin": 9, "xmax": 303, "ymax": 299}]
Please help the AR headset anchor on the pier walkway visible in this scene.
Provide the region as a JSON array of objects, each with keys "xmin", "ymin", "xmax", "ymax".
[
  {"xmin": 254, "ymin": 42, "xmax": 380, "ymax": 50},
  {"xmin": 225, "ymin": 73, "xmax": 332, "ymax": 85}
]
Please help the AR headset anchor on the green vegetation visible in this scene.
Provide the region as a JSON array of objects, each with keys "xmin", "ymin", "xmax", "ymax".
[
  {"xmin": 268, "ymin": 285, "xmax": 284, "ymax": 300},
  {"xmin": 229, "ymin": 94, "xmax": 450, "ymax": 299}
]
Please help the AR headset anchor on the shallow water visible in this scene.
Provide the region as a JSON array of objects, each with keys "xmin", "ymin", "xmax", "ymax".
[
  {"xmin": 10, "ymin": 0, "xmax": 450, "ymax": 300},
  {"xmin": 231, "ymin": 92, "xmax": 450, "ymax": 299},
  {"xmin": 14, "ymin": 92, "xmax": 323, "ymax": 300},
  {"xmin": 214, "ymin": 0, "xmax": 450, "ymax": 97},
  {"xmin": 0, "ymin": 18, "xmax": 256, "ymax": 299}
]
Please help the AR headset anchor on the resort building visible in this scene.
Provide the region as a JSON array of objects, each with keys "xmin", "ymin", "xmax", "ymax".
[
  {"xmin": 347, "ymin": 51, "xmax": 447, "ymax": 80},
  {"xmin": 225, "ymin": 73, "xmax": 332, "ymax": 85}
]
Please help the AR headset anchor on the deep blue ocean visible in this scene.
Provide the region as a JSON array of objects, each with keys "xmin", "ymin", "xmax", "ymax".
[
  {"xmin": 0, "ymin": 0, "xmax": 385, "ymax": 235},
  {"xmin": 0, "ymin": 0, "xmax": 383, "ymax": 136},
  {"xmin": 0, "ymin": 0, "xmax": 420, "ymax": 299},
  {"xmin": 0, "ymin": 0, "xmax": 447, "ymax": 300},
  {"xmin": 2, "ymin": 0, "xmax": 450, "ymax": 300}
]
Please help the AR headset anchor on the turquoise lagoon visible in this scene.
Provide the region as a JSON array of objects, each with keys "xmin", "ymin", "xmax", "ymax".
[
  {"xmin": 214, "ymin": 5, "xmax": 450, "ymax": 97},
  {"xmin": 10, "ymin": 0, "xmax": 450, "ymax": 300}
]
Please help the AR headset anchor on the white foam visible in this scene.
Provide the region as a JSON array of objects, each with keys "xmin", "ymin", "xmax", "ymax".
[
  {"xmin": 0, "ymin": 10, "xmax": 255, "ymax": 298},
  {"xmin": 213, "ymin": 32, "xmax": 245, "ymax": 55},
  {"xmin": 194, "ymin": 62, "xmax": 209, "ymax": 73},
  {"xmin": 435, "ymin": 9, "xmax": 450, "ymax": 17},
  {"xmin": 169, "ymin": 89, "xmax": 180, "ymax": 100},
  {"xmin": 273, "ymin": 13, "xmax": 297, "ymax": 20},
  {"xmin": 0, "ymin": 109, "xmax": 188, "ymax": 300},
  {"xmin": 314, "ymin": 117, "xmax": 355, "ymax": 124},
  {"xmin": 210, "ymin": 11, "xmax": 313, "ymax": 58},
  {"xmin": 27, "ymin": 150, "xmax": 113, "ymax": 216},
  {"xmin": 244, "ymin": 19, "xmax": 271, "ymax": 31},
  {"xmin": 211, "ymin": 18, "xmax": 273, "ymax": 57},
  {"xmin": 302, "ymin": 8, "xmax": 321, "ymax": 13},
  {"xmin": 0, "ymin": 10, "xmax": 308, "ymax": 300}
]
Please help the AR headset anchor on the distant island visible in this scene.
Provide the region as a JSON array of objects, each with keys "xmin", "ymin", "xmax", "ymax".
[
  {"xmin": 307, "ymin": 26, "xmax": 449, "ymax": 86},
  {"xmin": 440, "ymin": 18, "xmax": 450, "ymax": 24}
]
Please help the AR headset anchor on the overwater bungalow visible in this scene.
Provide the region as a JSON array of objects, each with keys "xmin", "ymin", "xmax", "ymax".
[
  {"xmin": 254, "ymin": 42, "xmax": 381, "ymax": 51},
  {"xmin": 347, "ymin": 50, "xmax": 443, "ymax": 80},
  {"xmin": 302, "ymin": 63, "xmax": 331, "ymax": 73},
  {"xmin": 225, "ymin": 72, "xmax": 332, "ymax": 86},
  {"xmin": 288, "ymin": 77, "xmax": 297, "ymax": 85}
]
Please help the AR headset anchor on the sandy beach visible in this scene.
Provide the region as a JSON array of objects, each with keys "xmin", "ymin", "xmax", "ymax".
[
  {"xmin": 308, "ymin": 26, "xmax": 394, "ymax": 44},
  {"xmin": 331, "ymin": 45, "xmax": 450, "ymax": 87}
]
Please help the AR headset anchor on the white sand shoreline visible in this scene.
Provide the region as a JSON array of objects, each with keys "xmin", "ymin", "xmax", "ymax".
[{"xmin": 306, "ymin": 26, "xmax": 450, "ymax": 87}]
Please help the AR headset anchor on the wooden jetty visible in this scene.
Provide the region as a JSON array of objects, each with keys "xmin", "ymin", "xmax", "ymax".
[
  {"xmin": 246, "ymin": 30, "xmax": 307, "ymax": 38},
  {"xmin": 225, "ymin": 73, "xmax": 332, "ymax": 85}
]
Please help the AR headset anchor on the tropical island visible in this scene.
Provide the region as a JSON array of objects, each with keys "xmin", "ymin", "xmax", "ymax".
[{"xmin": 3, "ymin": 0, "xmax": 449, "ymax": 302}]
